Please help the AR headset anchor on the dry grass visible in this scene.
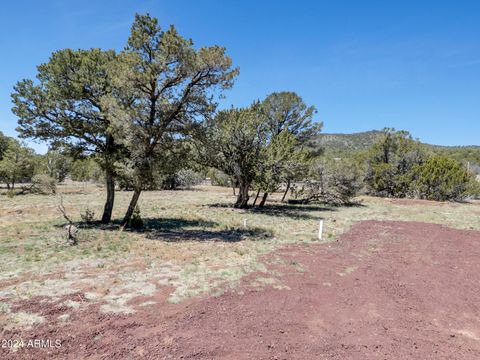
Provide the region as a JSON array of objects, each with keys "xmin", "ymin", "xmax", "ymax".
[{"xmin": 0, "ymin": 184, "xmax": 479, "ymax": 322}]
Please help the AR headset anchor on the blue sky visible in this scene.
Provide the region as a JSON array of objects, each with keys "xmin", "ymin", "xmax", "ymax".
[{"xmin": 1, "ymin": 0, "xmax": 479, "ymax": 153}]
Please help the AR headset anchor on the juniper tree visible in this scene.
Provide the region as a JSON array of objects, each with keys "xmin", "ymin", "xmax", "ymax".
[
  {"xmin": 411, "ymin": 155, "xmax": 473, "ymax": 201},
  {"xmin": 12, "ymin": 48, "xmax": 121, "ymax": 223},
  {"xmin": 261, "ymin": 92, "xmax": 321, "ymax": 143},
  {"xmin": 195, "ymin": 105, "xmax": 268, "ymax": 208},
  {"xmin": 0, "ymin": 139, "xmax": 35, "ymax": 189},
  {"xmin": 0, "ymin": 131, "xmax": 9, "ymax": 160},
  {"xmin": 39, "ymin": 150, "xmax": 71, "ymax": 182},
  {"xmin": 255, "ymin": 92, "xmax": 322, "ymax": 206},
  {"xmin": 111, "ymin": 14, "xmax": 238, "ymax": 227},
  {"xmin": 255, "ymin": 129, "xmax": 308, "ymax": 207},
  {"xmin": 365, "ymin": 128, "xmax": 426, "ymax": 197}
]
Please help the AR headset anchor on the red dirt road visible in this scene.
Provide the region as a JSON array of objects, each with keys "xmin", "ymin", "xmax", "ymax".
[{"xmin": 2, "ymin": 220, "xmax": 480, "ymax": 359}]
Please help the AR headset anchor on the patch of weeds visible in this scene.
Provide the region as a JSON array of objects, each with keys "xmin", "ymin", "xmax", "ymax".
[
  {"xmin": 80, "ymin": 207, "xmax": 95, "ymax": 224},
  {"xmin": 0, "ymin": 301, "xmax": 11, "ymax": 314},
  {"xmin": 129, "ymin": 206, "xmax": 144, "ymax": 230},
  {"xmin": 9, "ymin": 312, "xmax": 45, "ymax": 330}
]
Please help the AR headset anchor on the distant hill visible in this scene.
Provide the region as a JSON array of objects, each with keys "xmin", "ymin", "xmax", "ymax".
[
  {"xmin": 316, "ymin": 130, "xmax": 480, "ymax": 173},
  {"xmin": 315, "ymin": 130, "xmax": 383, "ymax": 155}
]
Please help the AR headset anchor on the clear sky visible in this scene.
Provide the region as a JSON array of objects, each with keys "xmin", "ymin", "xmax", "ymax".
[{"xmin": 1, "ymin": 0, "xmax": 479, "ymax": 153}]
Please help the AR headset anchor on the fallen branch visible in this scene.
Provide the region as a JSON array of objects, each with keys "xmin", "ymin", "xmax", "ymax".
[{"xmin": 56, "ymin": 195, "xmax": 78, "ymax": 245}]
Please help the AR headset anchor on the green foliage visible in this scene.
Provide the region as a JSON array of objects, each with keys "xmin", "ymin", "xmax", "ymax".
[
  {"xmin": 317, "ymin": 130, "xmax": 480, "ymax": 176},
  {"xmin": 70, "ymin": 158, "xmax": 103, "ymax": 183},
  {"xmin": 12, "ymin": 46, "xmax": 123, "ymax": 222},
  {"xmin": 0, "ymin": 131, "xmax": 9, "ymax": 160},
  {"xmin": 80, "ymin": 207, "xmax": 96, "ymax": 224},
  {"xmin": 467, "ymin": 177, "xmax": 480, "ymax": 198},
  {"xmin": 411, "ymin": 155, "xmax": 474, "ymax": 201},
  {"xmin": 256, "ymin": 129, "xmax": 308, "ymax": 194},
  {"xmin": 292, "ymin": 159, "xmax": 362, "ymax": 205},
  {"xmin": 253, "ymin": 92, "xmax": 321, "ymax": 204},
  {"xmin": 195, "ymin": 104, "xmax": 268, "ymax": 207},
  {"xmin": 175, "ymin": 169, "xmax": 204, "ymax": 189},
  {"xmin": 30, "ymin": 174, "xmax": 57, "ymax": 195},
  {"xmin": 365, "ymin": 129, "xmax": 426, "ymax": 197},
  {"xmin": 207, "ymin": 169, "xmax": 233, "ymax": 187},
  {"xmin": 12, "ymin": 48, "xmax": 119, "ymax": 159},
  {"xmin": 316, "ymin": 130, "xmax": 383, "ymax": 157},
  {"xmin": 261, "ymin": 91, "xmax": 321, "ymax": 144},
  {"xmin": 110, "ymin": 14, "xmax": 238, "ymax": 189},
  {"xmin": 36, "ymin": 150, "xmax": 71, "ymax": 182},
  {"xmin": 364, "ymin": 129, "xmax": 474, "ymax": 201},
  {"xmin": 0, "ymin": 138, "xmax": 35, "ymax": 189},
  {"xmin": 197, "ymin": 92, "xmax": 320, "ymax": 207},
  {"xmin": 101, "ymin": 13, "xmax": 238, "ymax": 226}
]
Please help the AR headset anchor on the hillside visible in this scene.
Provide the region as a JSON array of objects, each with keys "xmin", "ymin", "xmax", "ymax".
[
  {"xmin": 316, "ymin": 130, "xmax": 480, "ymax": 173},
  {"xmin": 315, "ymin": 130, "xmax": 383, "ymax": 155}
]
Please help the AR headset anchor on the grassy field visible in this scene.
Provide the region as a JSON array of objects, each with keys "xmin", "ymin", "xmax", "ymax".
[{"xmin": 1, "ymin": 184, "xmax": 479, "ymax": 326}]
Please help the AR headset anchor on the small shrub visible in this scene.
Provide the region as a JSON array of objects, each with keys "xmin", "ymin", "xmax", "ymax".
[
  {"xmin": 411, "ymin": 155, "xmax": 473, "ymax": 201},
  {"xmin": 30, "ymin": 174, "xmax": 56, "ymax": 194},
  {"xmin": 293, "ymin": 159, "xmax": 362, "ymax": 205},
  {"xmin": 209, "ymin": 169, "xmax": 233, "ymax": 187},
  {"xmin": 129, "ymin": 206, "xmax": 144, "ymax": 229},
  {"xmin": 80, "ymin": 207, "xmax": 95, "ymax": 224},
  {"xmin": 364, "ymin": 129, "xmax": 426, "ymax": 197},
  {"xmin": 175, "ymin": 169, "xmax": 204, "ymax": 189},
  {"xmin": 467, "ymin": 177, "xmax": 480, "ymax": 199},
  {"xmin": 6, "ymin": 189, "xmax": 15, "ymax": 198}
]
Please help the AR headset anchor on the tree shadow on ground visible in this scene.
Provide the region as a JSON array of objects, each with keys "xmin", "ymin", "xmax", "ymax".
[
  {"xmin": 139, "ymin": 217, "xmax": 272, "ymax": 242},
  {"xmin": 207, "ymin": 202, "xmax": 337, "ymax": 220},
  {"xmin": 61, "ymin": 217, "xmax": 217, "ymax": 231},
  {"xmin": 145, "ymin": 227, "xmax": 273, "ymax": 243},
  {"xmin": 58, "ymin": 217, "xmax": 273, "ymax": 243}
]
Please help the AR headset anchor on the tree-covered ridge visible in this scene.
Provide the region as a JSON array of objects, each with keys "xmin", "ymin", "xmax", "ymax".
[
  {"xmin": 315, "ymin": 130, "xmax": 384, "ymax": 155},
  {"xmin": 316, "ymin": 130, "xmax": 480, "ymax": 173}
]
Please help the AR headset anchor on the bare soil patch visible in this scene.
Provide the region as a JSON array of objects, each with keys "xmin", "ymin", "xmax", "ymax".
[{"xmin": 2, "ymin": 220, "xmax": 480, "ymax": 359}]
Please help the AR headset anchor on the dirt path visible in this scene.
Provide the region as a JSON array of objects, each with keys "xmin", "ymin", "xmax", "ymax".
[{"xmin": 2, "ymin": 220, "xmax": 480, "ymax": 359}]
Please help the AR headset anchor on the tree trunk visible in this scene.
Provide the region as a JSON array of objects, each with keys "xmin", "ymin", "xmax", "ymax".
[
  {"xmin": 259, "ymin": 192, "xmax": 268, "ymax": 208},
  {"xmin": 252, "ymin": 189, "xmax": 261, "ymax": 207},
  {"xmin": 120, "ymin": 188, "xmax": 142, "ymax": 230},
  {"xmin": 281, "ymin": 180, "xmax": 291, "ymax": 202},
  {"xmin": 6, "ymin": 183, "xmax": 10, "ymax": 190},
  {"xmin": 232, "ymin": 186, "xmax": 236, "ymax": 196},
  {"xmin": 234, "ymin": 178, "xmax": 250, "ymax": 208},
  {"xmin": 101, "ymin": 167, "xmax": 115, "ymax": 223}
]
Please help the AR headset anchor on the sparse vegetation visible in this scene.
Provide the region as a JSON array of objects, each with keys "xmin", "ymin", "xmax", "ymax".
[
  {"xmin": 1, "ymin": 185, "xmax": 478, "ymax": 316},
  {"xmin": 1, "ymin": 12, "xmax": 479, "ymax": 354},
  {"xmin": 80, "ymin": 207, "xmax": 96, "ymax": 224},
  {"xmin": 128, "ymin": 206, "xmax": 144, "ymax": 230},
  {"xmin": 364, "ymin": 129, "xmax": 475, "ymax": 201},
  {"xmin": 29, "ymin": 174, "xmax": 57, "ymax": 195}
]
